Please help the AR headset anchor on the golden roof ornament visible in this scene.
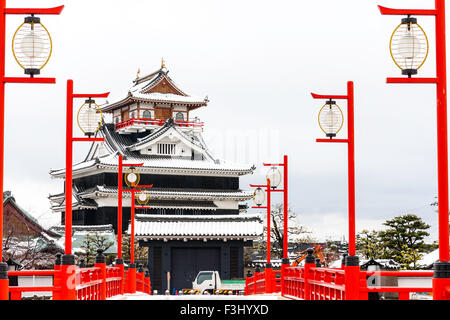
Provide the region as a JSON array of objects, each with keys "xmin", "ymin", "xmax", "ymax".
[
  {"xmin": 136, "ymin": 68, "xmax": 140, "ymax": 79},
  {"xmin": 161, "ymin": 58, "xmax": 165, "ymax": 69}
]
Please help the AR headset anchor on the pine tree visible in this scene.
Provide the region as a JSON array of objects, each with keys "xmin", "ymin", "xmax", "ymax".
[{"xmin": 378, "ymin": 214, "xmax": 430, "ymax": 269}]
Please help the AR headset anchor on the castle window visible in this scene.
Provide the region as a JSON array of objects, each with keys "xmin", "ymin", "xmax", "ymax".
[
  {"xmin": 175, "ymin": 112, "xmax": 184, "ymax": 121},
  {"xmin": 143, "ymin": 110, "xmax": 152, "ymax": 119},
  {"xmin": 157, "ymin": 143, "xmax": 176, "ymax": 155}
]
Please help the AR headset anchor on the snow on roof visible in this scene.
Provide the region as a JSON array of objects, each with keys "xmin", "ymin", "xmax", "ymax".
[
  {"xmin": 416, "ymin": 249, "xmax": 440, "ymax": 268},
  {"xmin": 50, "ymin": 152, "xmax": 254, "ymax": 178},
  {"xmin": 130, "ymin": 213, "xmax": 263, "ymax": 239},
  {"xmin": 50, "ymin": 224, "xmax": 117, "ymax": 255},
  {"xmin": 132, "ymin": 92, "xmax": 207, "ymax": 104},
  {"xmin": 78, "ymin": 185, "xmax": 253, "ymax": 201}
]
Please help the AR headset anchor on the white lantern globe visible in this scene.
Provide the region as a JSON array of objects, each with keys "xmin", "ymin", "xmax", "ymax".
[
  {"xmin": 125, "ymin": 168, "xmax": 140, "ymax": 187},
  {"xmin": 77, "ymin": 99, "xmax": 103, "ymax": 137},
  {"xmin": 137, "ymin": 190, "xmax": 150, "ymax": 205},
  {"xmin": 12, "ymin": 16, "xmax": 52, "ymax": 76},
  {"xmin": 266, "ymin": 167, "xmax": 282, "ymax": 189},
  {"xmin": 318, "ymin": 100, "xmax": 344, "ymax": 138},
  {"xmin": 253, "ymin": 188, "xmax": 266, "ymax": 207},
  {"xmin": 389, "ymin": 17, "xmax": 429, "ymax": 77}
]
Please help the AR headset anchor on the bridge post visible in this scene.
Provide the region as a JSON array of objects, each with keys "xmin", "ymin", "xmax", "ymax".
[
  {"xmin": 115, "ymin": 258, "xmax": 125, "ymax": 295},
  {"xmin": 52, "ymin": 253, "xmax": 62, "ymax": 300},
  {"xmin": 254, "ymin": 266, "xmax": 261, "ymax": 294},
  {"xmin": 128, "ymin": 263, "xmax": 137, "ymax": 294},
  {"xmin": 344, "ymin": 255, "xmax": 360, "ymax": 300},
  {"xmin": 60, "ymin": 254, "xmax": 76, "ymax": 300},
  {"xmin": 281, "ymin": 258, "xmax": 289, "ymax": 296},
  {"xmin": 144, "ymin": 271, "xmax": 151, "ymax": 294},
  {"xmin": 433, "ymin": 262, "xmax": 450, "ymax": 299},
  {"xmin": 303, "ymin": 248, "xmax": 315, "ymax": 300},
  {"xmin": 137, "ymin": 264, "xmax": 144, "ymax": 292},
  {"xmin": 264, "ymin": 263, "xmax": 273, "ymax": 294},
  {"xmin": 0, "ymin": 262, "xmax": 8, "ymax": 300},
  {"xmin": 95, "ymin": 249, "xmax": 107, "ymax": 300}
]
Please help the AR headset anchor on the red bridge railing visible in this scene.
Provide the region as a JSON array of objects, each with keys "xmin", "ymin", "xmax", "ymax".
[
  {"xmin": 244, "ymin": 267, "xmax": 281, "ymax": 295},
  {"xmin": 6, "ymin": 251, "xmax": 151, "ymax": 300},
  {"xmin": 245, "ymin": 250, "xmax": 441, "ymax": 300}
]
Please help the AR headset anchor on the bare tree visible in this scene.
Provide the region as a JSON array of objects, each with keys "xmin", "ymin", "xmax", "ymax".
[{"xmin": 259, "ymin": 203, "xmax": 314, "ymax": 259}]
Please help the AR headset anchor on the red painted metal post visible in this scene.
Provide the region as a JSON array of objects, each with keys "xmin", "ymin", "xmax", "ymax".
[
  {"xmin": 266, "ymin": 178, "xmax": 271, "ymax": 265},
  {"xmin": 0, "ymin": 0, "xmax": 7, "ymax": 300},
  {"xmin": 303, "ymin": 249, "xmax": 315, "ymax": 300},
  {"xmin": 95, "ymin": 256, "xmax": 107, "ymax": 300},
  {"xmin": 347, "ymin": 81, "xmax": 356, "ymax": 257},
  {"xmin": 128, "ymin": 188, "xmax": 137, "ymax": 293},
  {"xmin": 435, "ymin": 0, "xmax": 449, "ymax": 264},
  {"xmin": 433, "ymin": 0, "xmax": 450, "ymax": 300},
  {"xmin": 378, "ymin": 0, "xmax": 450, "ymax": 300},
  {"xmin": 65, "ymin": 80, "xmax": 73, "ymax": 255},
  {"xmin": 116, "ymin": 156, "xmax": 125, "ymax": 294},
  {"xmin": 264, "ymin": 178, "xmax": 273, "ymax": 294},
  {"xmin": 283, "ymin": 155, "xmax": 288, "ymax": 259},
  {"xmin": 118, "ymin": 155, "xmax": 123, "ymax": 258}
]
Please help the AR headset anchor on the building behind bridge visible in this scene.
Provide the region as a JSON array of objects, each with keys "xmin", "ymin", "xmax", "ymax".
[{"xmin": 49, "ymin": 62, "xmax": 263, "ymax": 292}]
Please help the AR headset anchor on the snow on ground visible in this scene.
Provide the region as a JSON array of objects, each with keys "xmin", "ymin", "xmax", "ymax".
[{"xmin": 109, "ymin": 292, "xmax": 286, "ymax": 300}]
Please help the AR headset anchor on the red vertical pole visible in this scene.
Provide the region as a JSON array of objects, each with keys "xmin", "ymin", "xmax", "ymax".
[
  {"xmin": 0, "ymin": 0, "xmax": 5, "ymax": 264},
  {"xmin": 116, "ymin": 155, "xmax": 124, "ymax": 294},
  {"xmin": 65, "ymin": 79, "xmax": 73, "ymax": 255},
  {"xmin": 266, "ymin": 179, "xmax": 271, "ymax": 265},
  {"xmin": 347, "ymin": 81, "xmax": 356, "ymax": 256},
  {"xmin": 131, "ymin": 189, "xmax": 135, "ymax": 265},
  {"xmin": 433, "ymin": 0, "xmax": 450, "ymax": 300},
  {"xmin": 283, "ymin": 155, "xmax": 288, "ymax": 259},
  {"xmin": 435, "ymin": 0, "xmax": 449, "ymax": 264},
  {"xmin": 0, "ymin": 0, "xmax": 8, "ymax": 300},
  {"xmin": 117, "ymin": 155, "xmax": 123, "ymax": 258},
  {"xmin": 128, "ymin": 189, "xmax": 136, "ymax": 293}
]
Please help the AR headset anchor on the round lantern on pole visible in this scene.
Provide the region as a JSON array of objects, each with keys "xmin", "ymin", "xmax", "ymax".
[
  {"xmin": 77, "ymin": 99, "xmax": 103, "ymax": 137},
  {"xmin": 136, "ymin": 190, "xmax": 150, "ymax": 205},
  {"xmin": 266, "ymin": 166, "xmax": 282, "ymax": 189},
  {"xmin": 125, "ymin": 167, "xmax": 140, "ymax": 188},
  {"xmin": 318, "ymin": 100, "xmax": 344, "ymax": 138},
  {"xmin": 389, "ymin": 16, "xmax": 429, "ymax": 77},
  {"xmin": 253, "ymin": 187, "xmax": 266, "ymax": 207},
  {"xmin": 12, "ymin": 15, "xmax": 52, "ymax": 76}
]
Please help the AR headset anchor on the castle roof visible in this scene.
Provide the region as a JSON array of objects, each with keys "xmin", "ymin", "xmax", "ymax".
[
  {"xmin": 101, "ymin": 66, "xmax": 208, "ymax": 112},
  {"xmin": 49, "ymin": 122, "xmax": 255, "ymax": 179},
  {"xmin": 130, "ymin": 213, "xmax": 263, "ymax": 240}
]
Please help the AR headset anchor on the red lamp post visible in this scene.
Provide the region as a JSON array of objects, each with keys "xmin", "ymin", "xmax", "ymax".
[
  {"xmin": 378, "ymin": 1, "xmax": 450, "ymax": 300},
  {"xmin": 63, "ymin": 79, "xmax": 109, "ymax": 300},
  {"xmin": 250, "ymin": 178, "xmax": 272, "ymax": 293},
  {"xmin": 0, "ymin": 2, "xmax": 63, "ymax": 300},
  {"xmin": 263, "ymin": 155, "xmax": 289, "ymax": 263},
  {"xmin": 311, "ymin": 81, "xmax": 361, "ymax": 299},
  {"xmin": 119, "ymin": 163, "xmax": 152, "ymax": 294}
]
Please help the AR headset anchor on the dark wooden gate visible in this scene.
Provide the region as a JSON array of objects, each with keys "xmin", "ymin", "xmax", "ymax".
[{"xmin": 170, "ymin": 247, "xmax": 220, "ymax": 291}]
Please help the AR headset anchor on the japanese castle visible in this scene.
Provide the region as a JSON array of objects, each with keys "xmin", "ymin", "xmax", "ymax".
[{"xmin": 49, "ymin": 62, "xmax": 263, "ymax": 291}]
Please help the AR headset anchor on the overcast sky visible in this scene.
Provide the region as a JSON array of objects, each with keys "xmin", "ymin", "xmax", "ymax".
[{"xmin": 3, "ymin": 0, "xmax": 447, "ymax": 242}]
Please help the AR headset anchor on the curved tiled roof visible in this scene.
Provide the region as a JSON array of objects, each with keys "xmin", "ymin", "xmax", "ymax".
[{"xmin": 131, "ymin": 213, "xmax": 263, "ymax": 239}]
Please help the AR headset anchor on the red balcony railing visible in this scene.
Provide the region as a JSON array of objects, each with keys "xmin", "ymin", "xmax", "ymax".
[{"xmin": 115, "ymin": 118, "xmax": 204, "ymax": 131}]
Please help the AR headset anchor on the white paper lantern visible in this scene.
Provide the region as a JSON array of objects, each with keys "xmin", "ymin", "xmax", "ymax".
[
  {"xmin": 12, "ymin": 16, "xmax": 52, "ymax": 76},
  {"xmin": 77, "ymin": 99, "xmax": 103, "ymax": 137},
  {"xmin": 390, "ymin": 17, "xmax": 428, "ymax": 76},
  {"xmin": 318, "ymin": 101, "xmax": 344, "ymax": 138}
]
